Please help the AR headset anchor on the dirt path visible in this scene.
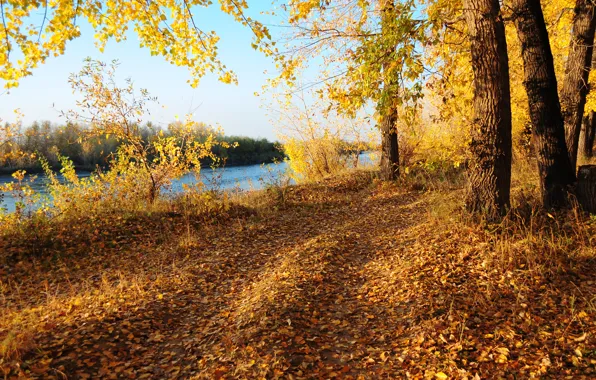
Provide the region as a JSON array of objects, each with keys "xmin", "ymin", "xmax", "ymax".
[{"xmin": 2, "ymin": 174, "xmax": 595, "ymax": 378}]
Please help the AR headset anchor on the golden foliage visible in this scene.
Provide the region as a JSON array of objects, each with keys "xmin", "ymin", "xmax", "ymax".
[
  {"xmin": 425, "ymin": 0, "xmax": 581, "ymax": 159},
  {"xmin": 265, "ymin": 82, "xmax": 376, "ymax": 182},
  {"xmin": 0, "ymin": 59, "xmax": 229, "ymax": 226},
  {"xmin": 0, "ymin": 0, "xmax": 273, "ymax": 88}
]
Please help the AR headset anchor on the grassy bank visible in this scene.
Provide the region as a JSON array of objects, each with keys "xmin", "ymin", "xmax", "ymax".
[{"xmin": 0, "ymin": 167, "xmax": 594, "ymax": 378}]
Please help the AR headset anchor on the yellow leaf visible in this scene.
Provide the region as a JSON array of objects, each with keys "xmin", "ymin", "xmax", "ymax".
[
  {"xmin": 577, "ymin": 311, "xmax": 588, "ymax": 319},
  {"xmin": 574, "ymin": 333, "xmax": 587, "ymax": 342},
  {"xmin": 574, "ymin": 348, "xmax": 582, "ymax": 357},
  {"xmin": 435, "ymin": 372, "xmax": 448, "ymax": 379}
]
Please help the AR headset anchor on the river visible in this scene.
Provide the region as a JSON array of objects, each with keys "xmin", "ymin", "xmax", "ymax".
[
  {"xmin": 0, "ymin": 153, "xmax": 378, "ymax": 213},
  {"xmin": 0, "ymin": 161, "xmax": 289, "ymax": 213}
]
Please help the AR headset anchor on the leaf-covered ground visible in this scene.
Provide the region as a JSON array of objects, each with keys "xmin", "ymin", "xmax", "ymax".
[{"xmin": 1, "ymin": 172, "xmax": 595, "ymax": 378}]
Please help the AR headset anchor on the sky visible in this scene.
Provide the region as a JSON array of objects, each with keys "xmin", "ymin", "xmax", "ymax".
[{"xmin": 0, "ymin": 3, "xmax": 280, "ymax": 140}]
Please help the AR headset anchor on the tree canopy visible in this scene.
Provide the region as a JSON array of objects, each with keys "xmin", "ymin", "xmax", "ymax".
[{"xmin": 0, "ymin": 0, "xmax": 273, "ymax": 88}]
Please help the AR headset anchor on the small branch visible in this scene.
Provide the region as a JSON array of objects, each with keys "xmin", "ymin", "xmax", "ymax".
[
  {"xmin": 554, "ymin": 7, "xmax": 574, "ymax": 26},
  {"xmin": 38, "ymin": 0, "xmax": 48, "ymax": 42},
  {"xmin": 286, "ymin": 68, "xmax": 351, "ymax": 95},
  {"xmin": 230, "ymin": 0, "xmax": 261, "ymax": 38},
  {"xmin": 182, "ymin": 0, "xmax": 208, "ymax": 51},
  {"xmin": 73, "ymin": 0, "xmax": 81, "ymax": 26}
]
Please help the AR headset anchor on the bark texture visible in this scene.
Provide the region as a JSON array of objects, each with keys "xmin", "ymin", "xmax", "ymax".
[
  {"xmin": 579, "ymin": 111, "xmax": 596, "ymax": 157},
  {"xmin": 576, "ymin": 165, "xmax": 596, "ymax": 212},
  {"xmin": 512, "ymin": 0, "xmax": 577, "ymax": 208},
  {"xmin": 463, "ymin": 0, "xmax": 512, "ymax": 217},
  {"xmin": 379, "ymin": 0, "xmax": 400, "ymax": 181},
  {"xmin": 561, "ymin": 0, "xmax": 596, "ymax": 169},
  {"xmin": 379, "ymin": 110, "xmax": 400, "ymax": 180}
]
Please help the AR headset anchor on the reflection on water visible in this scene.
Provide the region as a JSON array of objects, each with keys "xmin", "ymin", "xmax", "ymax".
[
  {"xmin": 0, "ymin": 153, "xmax": 377, "ymax": 213},
  {"xmin": 173, "ymin": 161, "xmax": 289, "ymax": 193}
]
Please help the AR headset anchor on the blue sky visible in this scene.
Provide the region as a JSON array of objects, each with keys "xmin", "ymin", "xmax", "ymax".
[{"xmin": 0, "ymin": 3, "xmax": 279, "ymax": 140}]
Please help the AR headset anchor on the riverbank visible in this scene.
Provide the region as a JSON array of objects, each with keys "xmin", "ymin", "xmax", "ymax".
[
  {"xmin": 0, "ymin": 169, "xmax": 594, "ymax": 378},
  {"xmin": 0, "ymin": 160, "xmax": 291, "ymax": 214},
  {"xmin": 0, "ymin": 152, "xmax": 376, "ymax": 213}
]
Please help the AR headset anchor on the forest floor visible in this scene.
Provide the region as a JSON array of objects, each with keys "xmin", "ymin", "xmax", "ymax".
[{"xmin": 0, "ymin": 171, "xmax": 595, "ymax": 379}]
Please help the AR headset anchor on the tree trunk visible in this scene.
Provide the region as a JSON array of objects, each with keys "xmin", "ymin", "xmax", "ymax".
[
  {"xmin": 379, "ymin": 110, "xmax": 399, "ymax": 180},
  {"xmin": 576, "ymin": 165, "xmax": 596, "ymax": 212},
  {"xmin": 512, "ymin": 0, "xmax": 577, "ymax": 209},
  {"xmin": 579, "ymin": 110, "xmax": 596, "ymax": 158},
  {"xmin": 463, "ymin": 0, "xmax": 512, "ymax": 218},
  {"xmin": 379, "ymin": 0, "xmax": 400, "ymax": 181},
  {"xmin": 588, "ymin": 111, "xmax": 596, "ymax": 156},
  {"xmin": 578, "ymin": 113, "xmax": 590, "ymax": 158},
  {"xmin": 561, "ymin": 0, "xmax": 596, "ymax": 170}
]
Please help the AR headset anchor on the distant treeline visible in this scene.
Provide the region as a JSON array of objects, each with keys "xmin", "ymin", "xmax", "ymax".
[
  {"xmin": 214, "ymin": 136, "xmax": 285, "ymax": 167},
  {"xmin": 0, "ymin": 121, "xmax": 286, "ymax": 174}
]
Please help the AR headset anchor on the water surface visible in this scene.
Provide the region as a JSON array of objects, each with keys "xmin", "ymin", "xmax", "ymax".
[
  {"xmin": 0, "ymin": 153, "xmax": 377, "ymax": 213},
  {"xmin": 0, "ymin": 162, "xmax": 288, "ymax": 213}
]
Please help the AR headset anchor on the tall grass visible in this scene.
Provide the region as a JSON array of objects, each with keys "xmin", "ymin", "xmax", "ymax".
[{"xmin": 425, "ymin": 156, "xmax": 595, "ymax": 279}]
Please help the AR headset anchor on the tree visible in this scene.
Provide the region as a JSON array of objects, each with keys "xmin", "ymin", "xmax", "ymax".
[
  {"xmin": 425, "ymin": 0, "xmax": 580, "ymax": 163},
  {"xmin": 511, "ymin": 0, "xmax": 577, "ymax": 208},
  {"xmin": 64, "ymin": 59, "xmax": 222, "ymax": 204},
  {"xmin": 271, "ymin": 0, "xmax": 425, "ymax": 181},
  {"xmin": 0, "ymin": 0, "xmax": 272, "ymax": 89},
  {"xmin": 0, "ymin": 111, "xmax": 26, "ymax": 167},
  {"xmin": 462, "ymin": 0, "xmax": 512, "ymax": 217},
  {"xmin": 0, "ymin": 1, "xmax": 275, "ymax": 170},
  {"xmin": 379, "ymin": 0, "xmax": 400, "ymax": 180},
  {"xmin": 560, "ymin": 0, "xmax": 596, "ymax": 170},
  {"xmin": 265, "ymin": 84, "xmax": 372, "ymax": 182}
]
